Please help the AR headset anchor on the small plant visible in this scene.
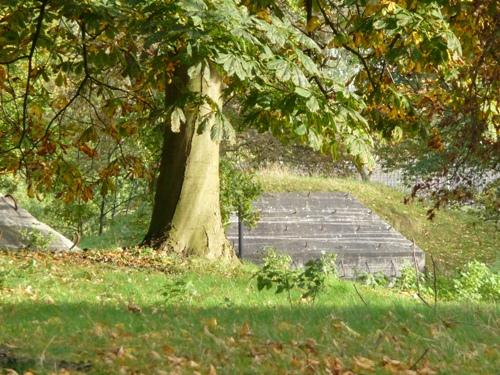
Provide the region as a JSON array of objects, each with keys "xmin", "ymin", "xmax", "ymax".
[
  {"xmin": 254, "ymin": 249, "xmax": 337, "ymax": 305},
  {"xmin": 453, "ymin": 261, "xmax": 500, "ymax": 302},
  {"xmin": 161, "ymin": 278, "xmax": 198, "ymax": 303},
  {"xmin": 220, "ymin": 157, "xmax": 262, "ymax": 228},
  {"xmin": 395, "ymin": 263, "xmax": 431, "ymax": 294},
  {"xmin": 20, "ymin": 229, "xmax": 54, "ymax": 250},
  {"xmin": 357, "ymin": 271, "xmax": 390, "ymax": 288}
]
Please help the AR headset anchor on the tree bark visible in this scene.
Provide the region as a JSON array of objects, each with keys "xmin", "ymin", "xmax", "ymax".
[{"xmin": 143, "ymin": 65, "xmax": 233, "ymax": 259}]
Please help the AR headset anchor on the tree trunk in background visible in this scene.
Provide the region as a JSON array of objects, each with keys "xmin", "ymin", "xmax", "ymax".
[
  {"xmin": 355, "ymin": 163, "xmax": 371, "ymax": 182},
  {"xmin": 143, "ymin": 66, "xmax": 233, "ymax": 259},
  {"xmin": 98, "ymin": 194, "xmax": 106, "ymax": 236}
]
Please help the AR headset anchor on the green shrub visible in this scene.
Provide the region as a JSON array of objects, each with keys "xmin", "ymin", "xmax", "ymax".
[
  {"xmin": 254, "ymin": 249, "xmax": 337, "ymax": 305},
  {"xmin": 393, "ymin": 261, "xmax": 499, "ymax": 303},
  {"xmin": 357, "ymin": 271, "xmax": 390, "ymax": 288},
  {"xmin": 220, "ymin": 157, "xmax": 262, "ymax": 228},
  {"xmin": 394, "ymin": 263, "xmax": 430, "ymax": 294},
  {"xmin": 19, "ymin": 229, "xmax": 53, "ymax": 250},
  {"xmin": 453, "ymin": 261, "xmax": 500, "ymax": 302}
]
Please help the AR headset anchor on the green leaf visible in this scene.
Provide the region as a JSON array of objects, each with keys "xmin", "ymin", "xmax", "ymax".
[
  {"xmin": 295, "ymin": 49, "xmax": 320, "ymax": 76},
  {"xmin": 294, "ymin": 87, "xmax": 310, "ymax": 98},
  {"xmin": 306, "ymin": 96, "xmax": 320, "ymax": 112},
  {"xmin": 308, "ymin": 130, "xmax": 321, "ymax": 151},
  {"xmin": 210, "ymin": 121, "xmax": 222, "ymax": 141},
  {"xmin": 373, "ymin": 20, "xmax": 386, "ymax": 30},
  {"xmin": 55, "ymin": 71, "xmax": 64, "ymax": 87},
  {"xmin": 294, "ymin": 124, "xmax": 307, "ymax": 136}
]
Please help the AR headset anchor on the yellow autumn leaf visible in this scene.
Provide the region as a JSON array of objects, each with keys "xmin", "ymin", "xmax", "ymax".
[
  {"xmin": 306, "ymin": 16, "xmax": 322, "ymax": 33},
  {"xmin": 385, "ymin": 1, "xmax": 398, "ymax": 12}
]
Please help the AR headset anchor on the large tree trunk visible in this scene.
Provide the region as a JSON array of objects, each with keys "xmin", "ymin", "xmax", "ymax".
[{"xmin": 143, "ymin": 66, "xmax": 233, "ymax": 259}]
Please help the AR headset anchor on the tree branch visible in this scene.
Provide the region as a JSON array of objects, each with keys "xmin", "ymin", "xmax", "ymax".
[
  {"xmin": 0, "ymin": 55, "xmax": 29, "ymax": 65},
  {"xmin": 19, "ymin": 0, "xmax": 48, "ymax": 148},
  {"xmin": 317, "ymin": 0, "xmax": 377, "ymax": 91}
]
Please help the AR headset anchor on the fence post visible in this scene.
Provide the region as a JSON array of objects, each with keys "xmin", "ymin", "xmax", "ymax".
[{"xmin": 238, "ymin": 208, "xmax": 243, "ymax": 259}]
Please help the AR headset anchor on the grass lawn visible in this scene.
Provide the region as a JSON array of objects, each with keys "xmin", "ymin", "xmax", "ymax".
[
  {"xmin": 257, "ymin": 170, "xmax": 499, "ymax": 273},
  {"xmin": 1, "ymin": 250, "xmax": 499, "ymax": 374}
]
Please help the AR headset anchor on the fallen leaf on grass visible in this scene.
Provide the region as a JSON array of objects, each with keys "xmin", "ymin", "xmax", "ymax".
[
  {"xmin": 417, "ymin": 364, "xmax": 437, "ymax": 375},
  {"xmin": 167, "ymin": 354, "xmax": 185, "ymax": 365},
  {"xmin": 150, "ymin": 350, "xmax": 162, "ymax": 360},
  {"xmin": 353, "ymin": 356, "xmax": 375, "ymax": 372},
  {"xmin": 299, "ymin": 338, "xmax": 317, "ymax": 354},
  {"xmin": 203, "ymin": 318, "xmax": 218, "ymax": 330},
  {"xmin": 330, "ymin": 318, "xmax": 360, "ymax": 337},
  {"xmin": 240, "ymin": 321, "xmax": 251, "ymax": 337},
  {"xmin": 290, "ymin": 356, "xmax": 302, "ymax": 368},
  {"xmin": 324, "ymin": 356, "xmax": 343, "ymax": 374},
  {"xmin": 381, "ymin": 356, "xmax": 406, "ymax": 373},
  {"xmin": 113, "ymin": 346, "xmax": 125, "ymax": 358},
  {"xmin": 127, "ymin": 302, "xmax": 142, "ymax": 314},
  {"xmin": 94, "ymin": 323, "xmax": 105, "ymax": 337},
  {"xmin": 162, "ymin": 345, "xmax": 175, "ymax": 355}
]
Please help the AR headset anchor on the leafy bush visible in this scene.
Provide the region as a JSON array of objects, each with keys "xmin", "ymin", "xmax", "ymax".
[
  {"xmin": 220, "ymin": 157, "xmax": 262, "ymax": 228},
  {"xmin": 393, "ymin": 261, "xmax": 499, "ymax": 302},
  {"xmin": 453, "ymin": 261, "xmax": 499, "ymax": 302},
  {"xmin": 394, "ymin": 263, "xmax": 430, "ymax": 293},
  {"xmin": 254, "ymin": 249, "xmax": 337, "ymax": 305},
  {"xmin": 19, "ymin": 229, "xmax": 54, "ymax": 250},
  {"xmin": 475, "ymin": 179, "xmax": 500, "ymax": 223}
]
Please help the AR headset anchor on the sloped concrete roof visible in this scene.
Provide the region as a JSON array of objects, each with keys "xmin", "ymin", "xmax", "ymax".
[
  {"xmin": 0, "ymin": 195, "xmax": 77, "ymax": 251},
  {"xmin": 227, "ymin": 192, "xmax": 425, "ymax": 278}
]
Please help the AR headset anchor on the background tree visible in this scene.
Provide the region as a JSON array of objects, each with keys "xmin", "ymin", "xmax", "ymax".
[{"xmin": 375, "ymin": 0, "xmax": 499, "ymax": 219}]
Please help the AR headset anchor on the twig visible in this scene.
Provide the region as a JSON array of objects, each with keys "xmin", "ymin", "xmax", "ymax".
[
  {"xmin": 352, "ymin": 282, "xmax": 368, "ymax": 307},
  {"xmin": 316, "ymin": 1, "xmax": 377, "ymax": 91},
  {"xmin": 0, "ymin": 54, "xmax": 29, "ymax": 65},
  {"xmin": 413, "ymin": 244, "xmax": 431, "ymax": 308},
  {"xmin": 431, "ymin": 255, "xmax": 438, "ymax": 312},
  {"xmin": 39, "ymin": 335, "xmax": 56, "ymax": 367},
  {"xmin": 410, "ymin": 348, "xmax": 429, "ymax": 370}
]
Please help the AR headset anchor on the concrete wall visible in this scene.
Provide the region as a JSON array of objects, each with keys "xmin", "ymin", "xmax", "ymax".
[{"xmin": 227, "ymin": 192, "xmax": 425, "ymax": 278}]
